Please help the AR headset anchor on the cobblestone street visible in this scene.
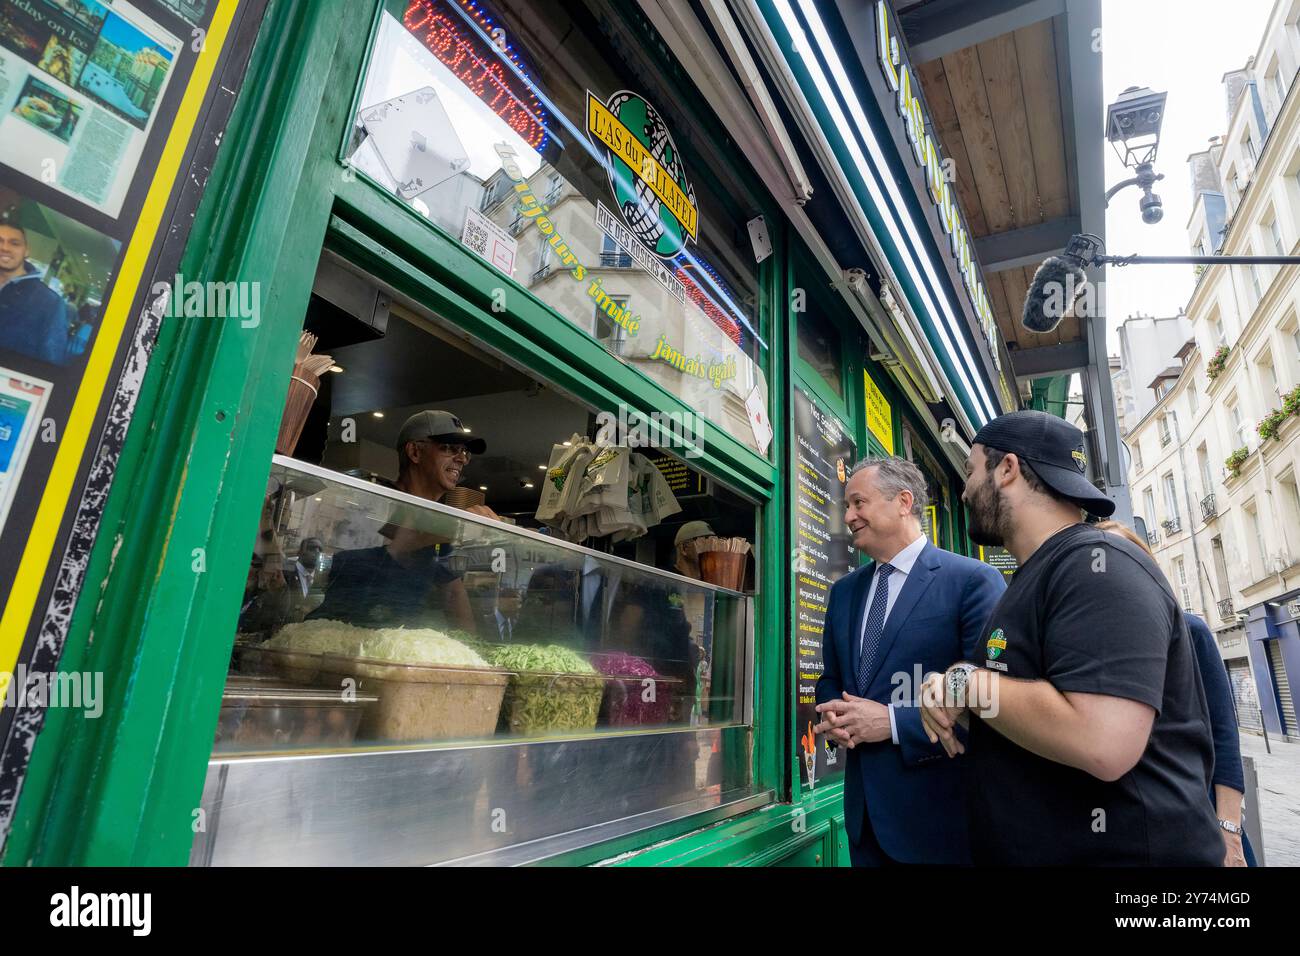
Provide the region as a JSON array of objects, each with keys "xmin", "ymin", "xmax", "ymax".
[{"xmin": 1240, "ymin": 734, "xmax": 1300, "ymax": 866}]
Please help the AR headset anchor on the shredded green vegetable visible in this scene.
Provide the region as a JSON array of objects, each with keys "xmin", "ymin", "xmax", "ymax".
[{"xmin": 488, "ymin": 644, "xmax": 602, "ymax": 734}]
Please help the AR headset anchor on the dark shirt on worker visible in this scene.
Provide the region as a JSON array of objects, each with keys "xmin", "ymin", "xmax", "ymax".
[
  {"xmin": 966, "ymin": 524, "xmax": 1221, "ymax": 866},
  {"xmin": 0, "ymin": 265, "xmax": 68, "ymax": 365},
  {"xmin": 308, "ymin": 542, "xmax": 460, "ymax": 627}
]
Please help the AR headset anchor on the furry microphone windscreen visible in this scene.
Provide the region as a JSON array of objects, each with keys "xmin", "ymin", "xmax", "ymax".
[{"xmin": 1022, "ymin": 256, "xmax": 1087, "ymax": 333}]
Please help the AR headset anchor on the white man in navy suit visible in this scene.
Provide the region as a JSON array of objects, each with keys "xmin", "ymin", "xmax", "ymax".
[{"xmin": 814, "ymin": 456, "xmax": 1005, "ymax": 866}]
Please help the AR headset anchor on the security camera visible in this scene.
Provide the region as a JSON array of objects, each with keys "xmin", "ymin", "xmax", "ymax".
[{"xmin": 1139, "ymin": 189, "xmax": 1163, "ymax": 224}]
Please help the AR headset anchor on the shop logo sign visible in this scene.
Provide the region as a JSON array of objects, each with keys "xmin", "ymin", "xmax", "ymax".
[
  {"xmin": 586, "ymin": 90, "xmax": 698, "ymax": 259},
  {"xmin": 986, "ymin": 627, "xmax": 1007, "ymax": 660}
]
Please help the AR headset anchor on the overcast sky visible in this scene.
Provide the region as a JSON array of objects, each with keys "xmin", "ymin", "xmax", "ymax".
[{"xmin": 1102, "ymin": 0, "xmax": 1274, "ymax": 343}]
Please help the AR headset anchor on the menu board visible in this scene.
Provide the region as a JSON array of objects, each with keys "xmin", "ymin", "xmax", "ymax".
[
  {"xmin": 647, "ymin": 450, "xmax": 706, "ymax": 497},
  {"xmin": 792, "ymin": 385, "xmax": 856, "ymax": 790},
  {"xmin": 979, "ymin": 544, "xmax": 1018, "ymax": 581}
]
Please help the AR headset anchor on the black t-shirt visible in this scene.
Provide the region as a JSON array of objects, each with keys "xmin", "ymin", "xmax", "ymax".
[
  {"xmin": 966, "ymin": 524, "xmax": 1221, "ymax": 866},
  {"xmin": 308, "ymin": 543, "xmax": 460, "ymax": 628}
]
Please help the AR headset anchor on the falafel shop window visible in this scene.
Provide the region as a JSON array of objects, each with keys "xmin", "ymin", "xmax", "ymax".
[{"xmin": 342, "ymin": 0, "xmax": 772, "ymax": 458}]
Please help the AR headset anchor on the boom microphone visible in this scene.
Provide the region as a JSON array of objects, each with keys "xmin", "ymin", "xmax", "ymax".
[{"xmin": 1022, "ymin": 255, "xmax": 1087, "ymax": 333}]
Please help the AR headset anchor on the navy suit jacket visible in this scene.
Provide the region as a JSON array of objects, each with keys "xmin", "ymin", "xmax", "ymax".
[{"xmin": 816, "ymin": 542, "xmax": 1005, "ymax": 864}]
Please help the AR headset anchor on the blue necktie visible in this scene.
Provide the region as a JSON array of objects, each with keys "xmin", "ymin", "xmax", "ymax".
[{"xmin": 857, "ymin": 564, "xmax": 895, "ymax": 692}]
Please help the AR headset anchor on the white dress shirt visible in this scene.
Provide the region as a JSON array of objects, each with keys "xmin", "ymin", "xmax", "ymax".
[
  {"xmin": 294, "ymin": 560, "xmax": 314, "ymax": 597},
  {"xmin": 856, "ymin": 534, "xmax": 928, "ymax": 746}
]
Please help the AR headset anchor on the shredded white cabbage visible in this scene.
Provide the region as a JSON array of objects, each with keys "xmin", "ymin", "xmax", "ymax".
[{"xmin": 267, "ymin": 620, "xmax": 486, "ymax": 668}]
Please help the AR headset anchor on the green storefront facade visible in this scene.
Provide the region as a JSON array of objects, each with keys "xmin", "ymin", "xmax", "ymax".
[{"xmin": 2, "ymin": 0, "xmax": 1013, "ymax": 866}]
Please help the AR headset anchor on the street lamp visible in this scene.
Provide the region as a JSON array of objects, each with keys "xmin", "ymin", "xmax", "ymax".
[{"xmin": 1104, "ymin": 86, "xmax": 1167, "ymax": 223}]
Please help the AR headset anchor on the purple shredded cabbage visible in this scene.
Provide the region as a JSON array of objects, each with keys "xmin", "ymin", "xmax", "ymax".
[{"xmin": 593, "ymin": 653, "xmax": 671, "ymax": 726}]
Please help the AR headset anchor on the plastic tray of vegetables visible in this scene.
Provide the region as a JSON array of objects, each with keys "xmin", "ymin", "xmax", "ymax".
[
  {"xmin": 252, "ymin": 621, "xmax": 509, "ymax": 742},
  {"xmin": 588, "ymin": 651, "xmax": 681, "ymax": 727},
  {"xmin": 487, "ymin": 643, "xmax": 604, "ymax": 736}
]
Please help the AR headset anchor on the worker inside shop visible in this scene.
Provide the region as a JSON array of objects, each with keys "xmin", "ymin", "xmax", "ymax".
[
  {"xmin": 304, "ymin": 410, "xmax": 491, "ymax": 630},
  {"xmin": 243, "ymin": 256, "xmax": 755, "ymax": 665}
]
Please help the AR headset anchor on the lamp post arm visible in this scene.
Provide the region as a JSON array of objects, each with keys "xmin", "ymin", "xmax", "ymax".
[
  {"xmin": 1103, "ymin": 175, "xmax": 1141, "ymax": 207},
  {"xmin": 1092, "ymin": 254, "xmax": 1300, "ymax": 267}
]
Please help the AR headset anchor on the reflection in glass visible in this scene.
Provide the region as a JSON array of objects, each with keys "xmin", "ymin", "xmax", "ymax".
[
  {"xmin": 225, "ymin": 458, "xmax": 748, "ymax": 753},
  {"xmin": 344, "ymin": 0, "xmax": 771, "ymax": 456}
]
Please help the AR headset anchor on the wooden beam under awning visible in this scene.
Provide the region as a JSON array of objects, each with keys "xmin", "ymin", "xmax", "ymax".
[
  {"xmin": 901, "ymin": 0, "xmax": 1067, "ymax": 63},
  {"xmin": 975, "ymin": 215, "xmax": 1081, "ymax": 272}
]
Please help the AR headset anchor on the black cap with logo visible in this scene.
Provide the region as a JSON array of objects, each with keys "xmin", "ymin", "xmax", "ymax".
[{"xmin": 972, "ymin": 410, "xmax": 1115, "ymax": 517}]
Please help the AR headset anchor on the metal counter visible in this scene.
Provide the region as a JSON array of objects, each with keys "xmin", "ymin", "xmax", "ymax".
[{"xmin": 190, "ymin": 726, "xmax": 761, "ymax": 866}]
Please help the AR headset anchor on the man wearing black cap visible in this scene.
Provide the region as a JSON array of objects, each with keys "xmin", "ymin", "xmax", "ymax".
[
  {"xmin": 393, "ymin": 409, "xmax": 497, "ymax": 519},
  {"xmin": 308, "ymin": 410, "xmax": 494, "ymax": 630},
  {"xmin": 919, "ymin": 410, "xmax": 1221, "ymax": 866}
]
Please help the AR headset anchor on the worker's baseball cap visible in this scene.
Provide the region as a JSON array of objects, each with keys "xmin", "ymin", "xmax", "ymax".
[
  {"xmin": 395, "ymin": 409, "xmax": 486, "ymax": 454},
  {"xmin": 674, "ymin": 520, "xmax": 716, "ymax": 547},
  {"xmin": 972, "ymin": 410, "xmax": 1116, "ymax": 517}
]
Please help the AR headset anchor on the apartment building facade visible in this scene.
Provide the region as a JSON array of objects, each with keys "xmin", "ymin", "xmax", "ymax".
[{"xmin": 1127, "ymin": 0, "xmax": 1300, "ymax": 741}]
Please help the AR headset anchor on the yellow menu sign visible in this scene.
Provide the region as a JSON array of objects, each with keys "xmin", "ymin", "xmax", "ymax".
[{"xmin": 864, "ymin": 369, "xmax": 894, "ymax": 455}]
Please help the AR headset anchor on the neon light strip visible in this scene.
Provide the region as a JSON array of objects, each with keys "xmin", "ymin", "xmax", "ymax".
[
  {"xmin": 440, "ymin": 0, "xmax": 767, "ymax": 349},
  {"xmin": 777, "ymin": 0, "xmax": 997, "ymax": 423}
]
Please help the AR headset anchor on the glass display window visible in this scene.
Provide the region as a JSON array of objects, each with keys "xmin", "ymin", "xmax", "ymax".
[{"xmin": 343, "ymin": 0, "xmax": 771, "ymax": 457}]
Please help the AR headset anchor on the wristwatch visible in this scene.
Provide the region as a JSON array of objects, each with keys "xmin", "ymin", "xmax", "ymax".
[
  {"xmin": 1218, "ymin": 819, "xmax": 1243, "ymax": 835},
  {"xmin": 943, "ymin": 662, "xmax": 979, "ymax": 708}
]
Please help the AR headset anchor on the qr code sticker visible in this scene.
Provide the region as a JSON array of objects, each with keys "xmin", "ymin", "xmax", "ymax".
[{"xmin": 464, "ymin": 218, "xmax": 490, "ymax": 257}]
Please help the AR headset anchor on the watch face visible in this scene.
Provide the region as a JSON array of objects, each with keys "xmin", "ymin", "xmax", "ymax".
[{"xmin": 944, "ymin": 669, "xmax": 967, "ymax": 706}]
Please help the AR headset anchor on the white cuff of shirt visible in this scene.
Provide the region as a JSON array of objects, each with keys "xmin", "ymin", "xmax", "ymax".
[{"xmin": 888, "ymin": 702, "xmax": 899, "ymax": 746}]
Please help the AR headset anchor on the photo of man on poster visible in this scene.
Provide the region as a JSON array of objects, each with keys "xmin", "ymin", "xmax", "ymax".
[
  {"xmin": 0, "ymin": 219, "xmax": 69, "ymax": 365},
  {"xmin": 0, "ymin": 189, "xmax": 118, "ymax": 369}
]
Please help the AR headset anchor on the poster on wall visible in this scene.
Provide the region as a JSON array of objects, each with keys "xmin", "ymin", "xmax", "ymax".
[
  {"xmin": 0, "ymin": 367, "xmax": 50, "ymax": 533},
  {"xmin": 0, "ymin": 0, "xmax": 185, "ymax": 218},
  {"xmin": 0, "ymin": 0, "xmax": 258, "ymax": 851},
  {"xmin": 792, "ymin": 385, "xmax": 856, "ymax": 790}
]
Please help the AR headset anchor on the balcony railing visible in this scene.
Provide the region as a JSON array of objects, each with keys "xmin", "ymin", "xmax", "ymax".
[
  {"xmin": 1159, "ymin": 430, "xmax": 1172, "ymax": 447},
  {"xmin": 1161, "ymin": 516, "xmax": 1182, "ymax": 535},
  {"xmin": 599, "ymin": 250, "xmax": 633, "ymax": 268},
  {"xmin": 1217, "ymin": 598, "xmax": 1235, "ymax": 621},
  {"xmin": 1200, "ymin": 493, "xmax": 1217, "ymax": 521},
  {"xmin": 531, "ymin": 263, "xmax": 553, "ymax": 283},
  {"xmin": 1146, "ymin": 530, "xmax": 1160, "ymax": 548}
]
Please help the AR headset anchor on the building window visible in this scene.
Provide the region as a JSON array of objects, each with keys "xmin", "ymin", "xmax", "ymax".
[
  {"xmin": 1173, "ymin": 556, "xmax": 1192, "ymax": 612},
  {"xmin": 1292, "ymin": 324, "xmax": 1300, "ymax": 384},
  {"xmin": 1243, "ymin": 501, "xmax": 1266, "ymax": 580},
  {"xmin": 1228, "ymin": 399, "xmax": 1247, "ymax": 448},
  {"xmin": 1163, "ymin": 472, "xmax": 1180, "ymax": 525},
  {"xmin": 1259, "ymin": 350, "xmax": 1278, "ymax": 400},
  {"xmin": 1243, "ymin": 133, "xmax": 1258, "ymax": 167},
  {"xmin": 1272, "ymin": 68, "xmax": 1288, "ymax": 115},
  {"xmin": 1188, "ymin": 379, "xmax": 1199, "ymax": 414},
  {"xmin": 1143, "ymin": 487, "xmax": 1157, "ymax": 526},
  {"xmin": 1132, "ymin": 440, "xmax": 1143, "ymax": 474},
  {"xmin": 1270, "ymin": 216, "xmax": 1287, "ymax": 256},
  {"xmin": 1280, "ymin": 471, "xmax": 1300, "ymax": 536},
  {"xmin": 593, "ymin": 294, "xmax": 631, "ymax": 353},
  {"xmin": 796, "ymin": 311, "xmax": 844, "ymax": 399},
  {"xmin": 598, "ymin": 233, "xmax": 631, "ymax": 267},
  {"xmin": 1214, "ymin": 316, "xmax": 1227, "ymax": 347},
  {"xmin": 1197, "ymin": 443, "xmax": 1213, "ymax": 497}
]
